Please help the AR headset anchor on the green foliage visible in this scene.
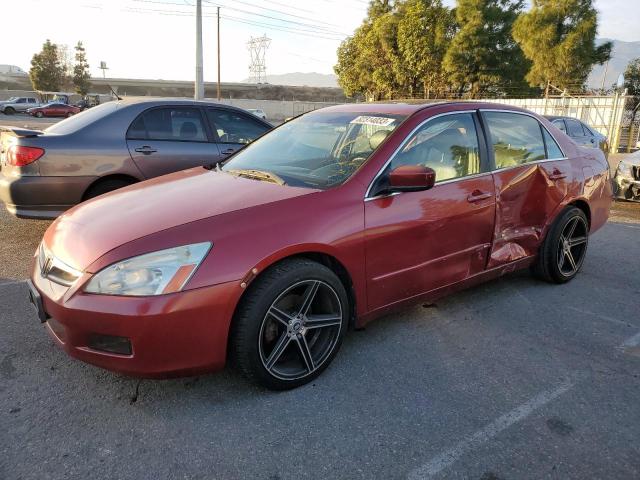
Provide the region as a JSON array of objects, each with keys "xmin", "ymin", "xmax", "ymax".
[
  {"xmin": 73, "ymin": 41, "xmax": 92, "ymax": 95},
  {"xmin": 29, "ymin": 39, "xmax": 65, "ymax": 92},
  {"xmin": 513, "ymin": 0, "xmax": 611, "ymax": 92},
  {"xmin": 398, "ymin": 0, "xmax": 456, "ymax": 98},
  {"xmin": 335, "ymin": 4, "xmax": 404, "ymax": 100},
  {"xmin": 443, "ymin": 0, "xmax": 531, "ymax": 98},
  {"xmin": 335, "ymin": 0, "xmax": 608, "ymax": 99},
  {"xmin": 624, "ymin": 58, "xmax": 640, "ymax": 96}
]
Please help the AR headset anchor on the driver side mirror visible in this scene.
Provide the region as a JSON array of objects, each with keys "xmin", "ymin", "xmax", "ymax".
[{"xmin": 388, "ymin": 165, "xmax": 436, "ymax": 192}]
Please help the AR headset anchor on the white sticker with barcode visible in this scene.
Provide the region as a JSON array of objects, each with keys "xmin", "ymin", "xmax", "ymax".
[{"xmin": 350, "ymin": 116, "xmax": 395, "ymax": 127}]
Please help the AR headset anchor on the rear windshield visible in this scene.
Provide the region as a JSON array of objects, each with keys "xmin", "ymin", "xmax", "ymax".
[{"xmin": 45, "ymin": 102, "xmax": 119, "ymax": 135}]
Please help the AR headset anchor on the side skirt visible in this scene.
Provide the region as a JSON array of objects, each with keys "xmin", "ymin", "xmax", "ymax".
[{"xmin": 357, "ymin": 256, "xmax": 535, "ymax": 327}]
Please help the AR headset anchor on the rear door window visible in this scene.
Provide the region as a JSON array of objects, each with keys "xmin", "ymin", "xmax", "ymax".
[
  {"xmin": 552, "ymin": 119, "xmax": 567, "ymax": 133},
  {"xmin": 128, "ymin": 107, "xmax": 208, "ymax": 142},
  {"xmin": 580, "ymin": 122, "xmax": 594, "ymax": 136},
  {"xmin": 206, "ymin": 108, "xmax": 269, "ymax": 145},
  {"xmin": 565, "ymin": 119, "xmax": 585, "ymax": 137},
  {"xmin": 483, "ymin": 112, "xmax": 546, "ymax": 169}
]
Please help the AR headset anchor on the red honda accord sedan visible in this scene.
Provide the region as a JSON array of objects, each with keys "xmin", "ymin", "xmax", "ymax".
[{"xmin": 28, "ymin": 102, "xmax": 612, "ymax": 389}]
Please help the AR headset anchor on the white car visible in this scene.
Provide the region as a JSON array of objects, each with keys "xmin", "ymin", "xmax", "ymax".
[{"xmin": 247, "ymin": 108, "xmax": 267, "ymax": 120}]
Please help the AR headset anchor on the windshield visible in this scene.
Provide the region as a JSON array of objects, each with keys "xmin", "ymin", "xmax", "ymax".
[{"xmin": 222, "ymin": 111, "xmax": 405, "ymax": 189}]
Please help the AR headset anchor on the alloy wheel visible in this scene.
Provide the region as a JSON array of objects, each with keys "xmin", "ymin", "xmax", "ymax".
[
  {"xmin": 556, "ymin": 216, "xmax": 588, "ymax": 276},
  {"xmin": 258, "ymin": 280, "xmax": 343, "ymax": 381}
]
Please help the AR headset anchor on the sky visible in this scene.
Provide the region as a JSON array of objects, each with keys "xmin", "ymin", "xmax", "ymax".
[{"xmin": 0, "ymin": 0, "xmax": 637, "ymax": 82}]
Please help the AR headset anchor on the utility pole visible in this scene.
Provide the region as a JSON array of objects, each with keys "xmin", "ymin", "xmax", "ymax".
[
  {"xmin": 600, "ymin": 60, "xmax": 610, "ymax": 93},
  {"xmin": 217, "ymin": 6, "xmax": 221, "ymax": 101},
  {"xmin": 195, "ymin": 0, "xmax": 204, "ymax": 100}
]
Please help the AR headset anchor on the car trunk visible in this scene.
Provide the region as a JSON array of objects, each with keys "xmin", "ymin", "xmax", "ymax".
[{"xmin": 0, "ymin": 127, "xmax": 45, "ymax": 176}]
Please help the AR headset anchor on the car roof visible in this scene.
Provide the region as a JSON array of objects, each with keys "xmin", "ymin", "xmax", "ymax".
[
  {"xmin": 115, "ymin": 97, "xmax": 229, "ymax": 107},
  {"xmin": 316, "ymin": 101, "xmax": 531, "ymax": 117}
]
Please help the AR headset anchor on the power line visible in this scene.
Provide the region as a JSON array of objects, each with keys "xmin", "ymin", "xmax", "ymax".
[
  {"xmin": 131, "ymin": 0, "xmax": 348, "ymax": 34},
  {"xmin": 124, "ymin": 5, "xmax": 347, "ymax": 40}
]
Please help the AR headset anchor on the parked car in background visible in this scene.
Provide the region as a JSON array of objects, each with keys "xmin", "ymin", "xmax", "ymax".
[
  {"xmin": 76, "ymin": 94, "xmax": 115, "ymax": 111},
  {"xmin": 27, "ymin": 102, "xmax": 81, "ymax": 118},
  {"xmin": 28, "ymin": 102, "xmax": 612, "ymax": 390},
  {"xmin": 0, "ymin": 96, "xmax": 40, "ymax": 114},
  {"xmin": 247, "ymin": 108, "xmax": 267, "ymax": 120},
  {"xmin": 545, "ymin": 115, "xmax": 609, "ymax": 158},
  {"xmin": 0, "ymin": 99, "xmax": 273, "ymax": 218},
  {"xmin": 613, "ymin": 151, "xmax": 640, "ymax": 202}
]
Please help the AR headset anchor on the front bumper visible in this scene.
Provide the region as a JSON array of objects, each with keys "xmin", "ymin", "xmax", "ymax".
[
  {"xmin": 30, "ymin": 261, "xmax": 241, "ymax": 378},
  {"xmin": 614, "ymin": 173, "xmax": 640, "ymax": 202},
  {"xmin": 0, "ymin": 173, "xmax": 95, "ymax": 219}
]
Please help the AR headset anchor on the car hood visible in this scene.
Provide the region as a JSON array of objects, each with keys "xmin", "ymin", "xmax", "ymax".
[
  {"xmin": 44, "ymin": 168, "xmax": 319, "ymax": 270},
  {"xmin": 618, "ymin": 151, "xmax": 640, "ymax": 167}
]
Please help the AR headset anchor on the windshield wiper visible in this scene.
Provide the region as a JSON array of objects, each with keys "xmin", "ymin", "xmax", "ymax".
[{"xmin": 225, "ymin": 169, "xmax": 286, "ymax": 185}]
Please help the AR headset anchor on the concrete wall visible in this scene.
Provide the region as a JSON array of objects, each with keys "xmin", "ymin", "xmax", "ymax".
[{"xmin": 216, "ymin": 98, "xmax": 341, "ymax": 121}]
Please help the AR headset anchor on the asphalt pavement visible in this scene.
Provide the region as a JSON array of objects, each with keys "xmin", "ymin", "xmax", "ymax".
[{"xmin": 1, "ymin": 213, "xmax": 640, "ymax": 478}]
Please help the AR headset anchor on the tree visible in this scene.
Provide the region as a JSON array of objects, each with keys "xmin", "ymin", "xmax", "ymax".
[
  {"xmin": 29, "ymin": 39, "xmax": 65, "ymax": 92},
  {"xmin": 624, "ymin": 58, "xmax": 640, "ymax": 96},
  {"xmin": 397, "ymin": 0, "xmax": 456, "ymax": 98},
  {"xmin": 443, "ymin": 0, "xmax": 531, "ymax": 98},
  {"xmin": 73, "ymin": 41, "xmax": 92, "ymax": 95},
  {"xmin": 335, "ymin": 1, "xmax": 402, "ymax": 100},
  {"xmin": 513, "ymin": 0, "xmax": 611, "ymax": 94}
]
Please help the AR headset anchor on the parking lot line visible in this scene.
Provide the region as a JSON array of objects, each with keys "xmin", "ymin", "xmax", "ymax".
[
  {"xmin": 407, "ymin": 379, "xmax": 575, "ymax": 480},
  {"xmin": 565, "ymin": 306, "xmax": 635, "ymax": 328},
  {"xmin": 620, "ymin": 331, "xmax": 640, "ymax": 349}
]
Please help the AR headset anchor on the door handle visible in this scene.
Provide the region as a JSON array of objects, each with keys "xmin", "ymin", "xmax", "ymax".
[
  {"xmin": 134, "ymin": 146, "xmax": 157, "ymax": 155},
  {"xmin": 467, "ymin": 191, "xmax": 493, "ymax": 203},
  {"xmin": 221, "ymin": 148, "xmax": 236, "ymax": 155},
  {"xmin": 549, "ymin": 169, "xmax": 567, "ymax": 180}
]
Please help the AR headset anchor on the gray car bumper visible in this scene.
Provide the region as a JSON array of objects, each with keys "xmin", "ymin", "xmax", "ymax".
[
  {"xmin": 0, "ymin": 173, "xmax": 96, "ymax": 219},
  {"xmin": 614, "ymin": 175, "xmax": 640, "ymax": 202}
]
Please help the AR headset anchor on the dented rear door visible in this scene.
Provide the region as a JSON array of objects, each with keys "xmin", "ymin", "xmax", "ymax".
[{"xmin": 480, "ymin": 110, "xmax": 571, "ymax": 269}]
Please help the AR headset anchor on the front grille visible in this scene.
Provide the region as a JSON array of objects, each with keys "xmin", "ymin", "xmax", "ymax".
[{"xmin": 38, "ymin": 243, "xmax": 82, "ymax": 287}]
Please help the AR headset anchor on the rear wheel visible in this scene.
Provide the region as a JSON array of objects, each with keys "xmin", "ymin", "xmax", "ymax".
[
  {"xmin": 531, "ymin": 207, "xmax": 589, "ymax": 283},
  {"xmin": 83, "ymin": 178, "xmax": 135, "ymax": 201},
  {"xmin": 231, "ymin": 258, "xmax": 349, "ymax": 390}
]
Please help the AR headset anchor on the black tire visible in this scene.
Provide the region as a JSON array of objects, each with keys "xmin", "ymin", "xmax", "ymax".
[
  {"xmin": 83, "ymin": 178, "xmax": 134, "ymax": 201},
  {"xmin": 531, "ymin": 207, "xmax": 589, "ymax": 284},
  {"xmin": 66, "ymin": 112, "xmax": 74, "ymax": 117},
  {"xmin": 4, "ymin": 107, "xmax": 15, "ymax": 115},
  {"xmin": 35, "ymin": 111, "xmax": 44, "ymax": 118},
  {"xmin": 231, "ymin": 258, "xmax": 349, "ymax": 390}
]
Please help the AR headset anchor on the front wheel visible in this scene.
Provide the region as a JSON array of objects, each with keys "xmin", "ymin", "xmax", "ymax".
[
  {"xmin": 35, "ymin": 111, "xmax": 44, "ymax": 118},
  {"xmin": 66, "ymin": 112, "xmax": 74, "ymax": 117},
  {"xmin": 531, "ymin": 207, "xmax": 589, "ymax": 283},
  {"xmin": 231, "ymin": 258, "xmax": 349, "ymax": 390}
]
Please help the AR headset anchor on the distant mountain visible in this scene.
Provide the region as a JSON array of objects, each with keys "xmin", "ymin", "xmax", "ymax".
[
  {"xmin": 588, "ymin": 39, "xmax": 640, "ymax": 89},
  {"xmin": 244, "ymin": 72, "xmax": 339, "ymax": 88}
]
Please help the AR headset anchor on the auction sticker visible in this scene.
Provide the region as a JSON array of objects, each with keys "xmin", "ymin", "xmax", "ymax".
[{"xmin": 350, "ymin": 116, "xmax": 396, "ymax": 127}]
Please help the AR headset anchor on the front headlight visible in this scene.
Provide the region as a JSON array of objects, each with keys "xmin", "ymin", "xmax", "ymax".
[{"xmin": 85, "ymin": 243, "xmax": 211, "ymax": 296}]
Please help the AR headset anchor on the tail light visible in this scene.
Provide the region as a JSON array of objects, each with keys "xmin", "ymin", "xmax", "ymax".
[{"xmin": 6, "ymin": 145, "xmax": 45, "ymax": 167}]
